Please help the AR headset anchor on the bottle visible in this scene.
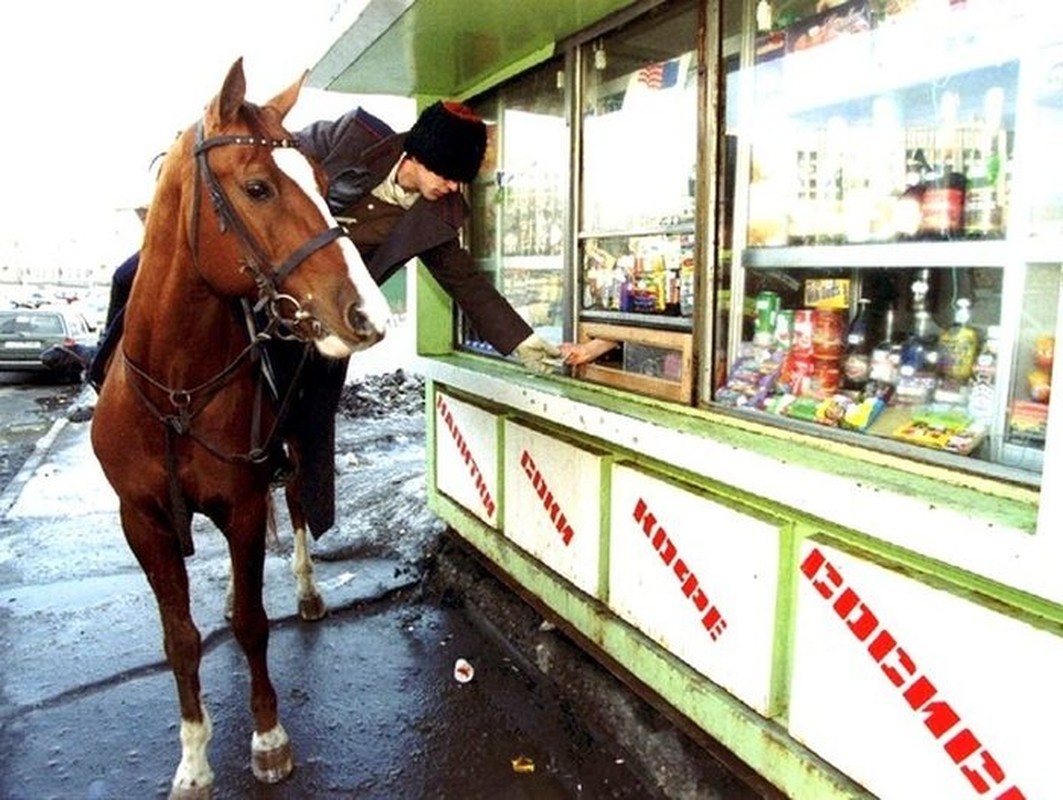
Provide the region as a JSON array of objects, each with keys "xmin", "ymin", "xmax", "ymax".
[
  {"xmin": 921, "ymin": 90, "xmax": 967, "ymax": 239},
  {"xmin": 900, "ymin": 271, "xmax": 940, "ymax": 372},
  {"xmin": 869, "ymin": 305, "xmax": 900, "ymax": 385},
  {"xmin": 963, "ymin": 148, "xmax": 1001, "ymax": 238},
  {"xmin": 842, "ymin": 298, "xmax": 872, "ymax": 391},
  {"xmin": 897, "ymin": 270, "xmax": 940, "ymax": 402},
  {"xmin": 966, "ymin": 87, "xmax": 1006, "ymax": 238},
  {"xmin": 938, "ymin": 299, "xmax": 979, "ymax": 382},
  {"xmin": 895, "ymin": 149, "xmax": 930, "ymax": 239},
  {"xmin": 968, "ymin": 325, "xmax": 1000, "ymax": 425},
  {"xmin": 920, "ymin": 160, "xmax": 967, "ymax": 239}
]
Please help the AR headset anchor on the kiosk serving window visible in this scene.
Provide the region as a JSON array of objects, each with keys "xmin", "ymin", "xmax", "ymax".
[
  {"xmin": 463, "ymin": 58, "xmax": 569, "ymax": 352},
  {"xmin": 573, "ymin": 1, "xmax": 700, "ymax": 401}
]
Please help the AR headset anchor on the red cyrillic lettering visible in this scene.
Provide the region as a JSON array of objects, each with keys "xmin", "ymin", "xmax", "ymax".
[
  {"xmin": 943, "ymin": 728, "xmax": 981, "ymax": 764},
  {"xmin": 833, "ymin": 587, "xmax": 859, "ymax": 618},
  {"xmin": 919, "ymin": 699, "xmax": 960, "ymax": 739},
  {"xmin": 959, "ymin": 749, "xmax": 1007, "ymax": 794},
  {"xmin": 845, "ymin": 602, "xmax": 879, "ymax": 642},
  {"xmin": 902, "ymin": 675, "xmax": 937, "ymax": 710},
  {"xmin": 881, "ymin": 646, "xmax": 917, "ymax": 689},
  {"xmin": 868, "ymin": 629, "xmax": 896, "ymax": 662}
]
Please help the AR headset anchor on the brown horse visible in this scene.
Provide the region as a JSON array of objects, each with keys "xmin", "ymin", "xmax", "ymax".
[{"xmin": 91, "ymin": 59, "xmax": 390, "ymax": 798}]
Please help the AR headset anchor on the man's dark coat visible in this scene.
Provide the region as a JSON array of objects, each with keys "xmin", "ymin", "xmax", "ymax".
[{"xmin": 282, "ymin": 108, "xmax": 532, "ymax": 535}]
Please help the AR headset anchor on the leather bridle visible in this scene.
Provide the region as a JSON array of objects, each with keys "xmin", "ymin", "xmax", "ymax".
[
  {"xmin": 190, "ymin": 120, "xmax": 346, "ymax": 341},
  {"xmin": 123, "ymin": 119, "xmax": 346, "ymax": 479}
]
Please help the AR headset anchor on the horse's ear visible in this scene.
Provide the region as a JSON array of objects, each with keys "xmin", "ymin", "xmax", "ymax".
[
  {"xmin": 213, "ymin": 58, "xmax": 247, "ymax": 127},
  {"xmin": 265, "ymin": 70, "xmax": 307, "ymax": 121}
]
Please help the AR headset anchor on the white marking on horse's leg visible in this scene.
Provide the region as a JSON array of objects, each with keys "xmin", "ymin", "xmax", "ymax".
[
  {"xmin": 272, "ymin": 148, "xmax": 391, "ymax": 339},
  {"xmin": 292, "ymin": 522, "xmax": 327, "ymax": 621},
  {"xmin": 169, "ymin": 706, "xmax": 214, "ymax": 799},
  {"xmin": 251, "ymin": 722, "xmax": 294, "ymax": 784}
]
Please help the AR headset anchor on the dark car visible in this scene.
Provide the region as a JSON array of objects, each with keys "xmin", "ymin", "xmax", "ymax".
[{"xmin": 0, "ymin": 307, "xmax": 97, "ymax": 382}]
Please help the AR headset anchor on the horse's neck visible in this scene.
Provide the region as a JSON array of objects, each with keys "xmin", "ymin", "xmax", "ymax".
[{"xmin": 124, "ymin": 248, "xmax": 248, "ymax": 382}]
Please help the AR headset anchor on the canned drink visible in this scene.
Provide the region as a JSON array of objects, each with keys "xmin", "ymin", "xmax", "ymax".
[
  {"xmin": 812, "ymin": 358, "xmax": 840, "ymax": 398},
  {"xmin": 792, "ymin": 309, "xmax": 814, "ymax": 356},
  {"xmin": 754, "ymin": 291, "xmax": 780, "ymax": 335},
  {"xmin": 812, "ymin": 308, "xmax": 845, "ymax": 359}
]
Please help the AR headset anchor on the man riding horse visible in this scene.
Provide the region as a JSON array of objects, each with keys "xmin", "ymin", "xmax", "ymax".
[{"xmin": 91, "ymin": 100, "xmax": 564, "ymax": 536}]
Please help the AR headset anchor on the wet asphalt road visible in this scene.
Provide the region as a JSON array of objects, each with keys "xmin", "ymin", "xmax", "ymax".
[
  {"xmin": 0, "ymin": 376, "xmax": 674, "ymax": 800},
  {"xmin": 1, "ymin": 589, "xmax": 654, "ymax": 799}
]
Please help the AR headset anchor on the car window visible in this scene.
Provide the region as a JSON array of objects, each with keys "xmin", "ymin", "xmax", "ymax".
[
  {"xmin": 0, "ymin": 312, "xmax": 64, "ymax": 335},
  {"xmin": 31, "ymin": 314, "xmax": 64, "ymax": 335}
]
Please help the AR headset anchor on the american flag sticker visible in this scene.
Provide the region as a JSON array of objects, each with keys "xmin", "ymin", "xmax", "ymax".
[{"xmin": 637, "ymin": 59, "xmax": 680, "ymax": 89}]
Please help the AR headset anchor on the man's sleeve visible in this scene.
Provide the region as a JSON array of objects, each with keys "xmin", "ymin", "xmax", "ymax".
[{"xmin": 419, "ymin": 238, "xmax": 533, "ymax": 356}]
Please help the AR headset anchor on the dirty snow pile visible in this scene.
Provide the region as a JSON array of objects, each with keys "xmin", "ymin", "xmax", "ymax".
[{"xmin": 337, "ymin": 369, "xmax": 425, "ymax": 418}]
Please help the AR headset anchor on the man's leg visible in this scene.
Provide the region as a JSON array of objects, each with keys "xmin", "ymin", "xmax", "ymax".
[{"xmin": 88, "ymin": 253, "xmax": 139, "ymax": 392}]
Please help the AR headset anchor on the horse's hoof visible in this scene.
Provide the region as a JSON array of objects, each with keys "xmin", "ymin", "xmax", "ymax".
[
  {"xmin": 252, "ymin": 740, "xmax": 294, "ymax": 784},
  {"xmin": 298, "ymin": 594, "xmax": 327, "ymax": 622},
  {"xmin": 168, "ymin": 783, "xmax": 212, "ymax": 800}
]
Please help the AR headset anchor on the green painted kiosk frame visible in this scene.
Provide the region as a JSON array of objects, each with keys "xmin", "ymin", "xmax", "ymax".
[{"xmin": 311, "ymin": 1, "xmax": 1063, "ymax": 797}]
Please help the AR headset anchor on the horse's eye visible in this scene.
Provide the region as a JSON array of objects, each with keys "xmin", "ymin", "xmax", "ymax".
[{"xmin": 244, "ymin": 180, "xmax": 274, "ymax": 202}]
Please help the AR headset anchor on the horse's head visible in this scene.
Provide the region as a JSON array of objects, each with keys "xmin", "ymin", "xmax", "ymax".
[{"xmin": 171, "ymin": 58, "xmax": 389, "ymax": 357}]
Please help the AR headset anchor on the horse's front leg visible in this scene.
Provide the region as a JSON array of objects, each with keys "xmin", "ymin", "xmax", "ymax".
[
  {"xmin": 120, "ymin": 504, "xmax": 214, "ymax": 800},
  {"xmin": 286, "ymin": 481, "xmax": 327, "ymax": 621},
  {"xmin": 225, "ymin": 499, "xmax": 293, "ymax": 784}
]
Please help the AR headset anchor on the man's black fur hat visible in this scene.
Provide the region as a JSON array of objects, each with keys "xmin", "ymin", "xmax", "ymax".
[{"xmin": 404, "ymin": 101, "xmax": 487, "ymax": 183}]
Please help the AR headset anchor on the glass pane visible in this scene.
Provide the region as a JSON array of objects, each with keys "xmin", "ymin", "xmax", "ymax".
[
  {"xmin": 742, "ymin": 5, "xmax": 1018, "ymax": 247},
  {"xmin": 580, "ymin": 2, "xmax": 698, "ymax": 233},
  {"xmin": 623, "ymin": 341, "xmax": 686, "ymax": 383},
  {"xmin": 581, "ymin": 232, "xmax": 695, "ymax": 318},
  {"xmin": 1002, "ymin": 263, "xmax": 1060, "ymax": 471},
  {"xmin": 467, "ymin": 59, "xmax": 568, "ymax": 349},
  {"xmin": 718, "ymin": 0, "xmax": 1055, "ymax": 479}
]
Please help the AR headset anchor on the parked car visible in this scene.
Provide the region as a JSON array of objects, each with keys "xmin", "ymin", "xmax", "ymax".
[{"xmin": 0, "ymin": 307, "xmax": 97, "ymax": 382}]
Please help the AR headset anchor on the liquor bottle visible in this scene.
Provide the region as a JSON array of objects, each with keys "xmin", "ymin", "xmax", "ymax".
[
  {"xmin": 897, "ymin": 270, "xmax": 940, "ymax": 402},
  {"xmin": 921, "ymin": 90, "xmax": 967, "ymax": 239},
  {"xmin": 920, "ymin": 160, "xmax": 967, "ymax": 239},
  {"xmin": 963, "ymin": 148, "xmax": 1002, "ymax": 238},
  {"xmin": 938, "ymin": 299, "xmax": 979, "ymax": 382},
  {"xmin": 966, "ymin": 87, "xmax": 1006, "ymax": 238},
  {"xmin": 842, "ymin": 298, "xmax": 872, "ymax": 391},
  {"xmin": 896, "ymin": 149, "xmax": 930, "ymax": 239},
  {"xmin": 968, "ymin": 325, "xmax": 1000, "ymax": 425},
  {"xmin": 869, "ymin": 305, "xmax": 901, "ymax": 385}
]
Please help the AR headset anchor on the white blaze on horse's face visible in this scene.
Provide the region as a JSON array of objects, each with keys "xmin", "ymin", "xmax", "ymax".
[{"xmin": 271, "ymin": 148, "xmax": 391, "ymax": 357}]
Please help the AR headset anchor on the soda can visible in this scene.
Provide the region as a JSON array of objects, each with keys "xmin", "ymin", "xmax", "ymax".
[
  {"xmin": 792, "ymin": 309, "xmax": 814, "ymax": 356},
  {"xmin": 812, "ymin": 308, "xmax": 845, "ymax": 359},
  {"xmin": 812, "ymin": 358, "xmax": 840, "ymax": 398},
  {"xmin": 775, "ymin": 309, "xmax": 795, "ymax": 350},
  {"xmin": 754, "ymin": 291, "xmax": 780, "ymax": 335}
]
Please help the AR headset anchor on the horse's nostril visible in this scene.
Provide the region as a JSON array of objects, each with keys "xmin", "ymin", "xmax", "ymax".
[{"xmin": 347, "ymin": 305, "xmax": 380, "ymax": 340}]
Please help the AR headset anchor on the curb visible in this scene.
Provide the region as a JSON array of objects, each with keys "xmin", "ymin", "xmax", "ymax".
[{"xmin": 0, "ymin": 414, "xmax": 70, "ymax": 519}]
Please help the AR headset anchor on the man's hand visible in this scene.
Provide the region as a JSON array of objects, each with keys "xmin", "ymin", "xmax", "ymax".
[
  {"xmin": 514, "ymin": 333, "xmax": 562, "ymax": 374},
  {"xmin": 560, "ymin": 338, "xmax": 618, "ymax": 366}
]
